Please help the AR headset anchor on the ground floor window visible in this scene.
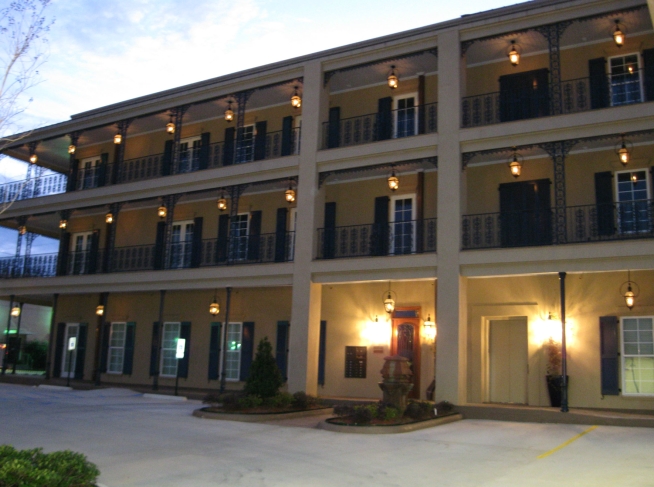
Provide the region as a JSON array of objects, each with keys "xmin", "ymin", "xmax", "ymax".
[
  {"xmin": 224, "ymin": 322, "xmax": 242, "ymax": 380},
  {"xmin": 161, "ymin": 322, "xmax": 181, "ymax": 377},
  {"xmin": 622, "ymin": 317, "xmax": 654, "ymax": 395},
  {"xmin": 107, "ymin": 322, "xmax": 126, "ymax": 374}
]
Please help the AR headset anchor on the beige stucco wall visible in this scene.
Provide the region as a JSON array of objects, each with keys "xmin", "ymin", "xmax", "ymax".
[
  {"xmin": 318, "ymin": 280, "xmax": 437, "ymax": 400},
  {"xmin": 467, "ymin": 271, "xmax": 654, "ymax": 410}
]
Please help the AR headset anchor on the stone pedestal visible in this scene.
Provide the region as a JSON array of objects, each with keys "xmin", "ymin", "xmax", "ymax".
[{"xmin": 378, "ymin": 355, "xmax": 414, "ymax": 414}]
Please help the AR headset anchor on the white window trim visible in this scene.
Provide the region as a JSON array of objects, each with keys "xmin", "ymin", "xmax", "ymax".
[
  {"xmin": 170, "ymin": 220, "xmax": 194, "ymax": 269},
  {"xmin": 221, "ymin": 322, "xmax": 243, "ymax": 381},
  {"xmin": 236, "ymin": 124, "xmax": 256, "ymax": 163},
  {"xmin": 607, "ymin": 52, "xmax": 644, "ymax": 106},
  {"xmin": 160, "ymin": 322, "xmax": 181, "ymax": 378},
  {"xmin": 61, "ymin": 323, "xmax": 80, "ymax": 379},
  {"xmin": 614, "ymin": 169, "xmax": 651, "ymax": 201},
  {"xmin": 107, "ymin": 322, "xmax": 127, "ymax": 375},
  {"xmin": 620, "ymin": 316, "xmax": 654, "ymax": 397},
  {"xmin": 389, "ymin": 194, "xmax": 417, "ymax": 254}
]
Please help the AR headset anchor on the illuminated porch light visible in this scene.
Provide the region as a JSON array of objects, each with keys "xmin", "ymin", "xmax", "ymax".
[
  {"xmin": 613, "ymin": 20, "xmax": 625, "ymax": 47},
  {"xmin": 423, "ymin": 315, "xmax": 436, "ymax": 341},
  {"xmin": 508, "ymin": 40, "xmax": 520, "ymax": 66},
  {"xmin": 387, "ymin": 65, "xmax": 399, "ymax": 89},
  {"xmin": 217, "ymin": 191, "xmax": 227, "ymax": 212},
  {"xmin": 616, "ymin": 134, "xmax": 631, "ymax": 166},
  {"xmin": 509, "ymin": 148, "xmax": 522, "ymax": 178},
  {"xmin": 209, "ymin": 293, "xmax": 220, "ymax": 316},
  {"xmin": 68, "ymin": 145, "xmax": 76, "ymax": 155},
  {"xmin": 105, "ymin": 212, "xmax": 114, "ymax": 224},
  {"xmin": 387, "ymin": 167, "xmax": 399, "ymax": 191},
  {"xmin": 10, "ymin": 306, "xmax": 20, "ymax": 318},
  {"xmin": 59, "ymin": 219, "xmax": 68, "ymax": 230},
  {"xmin": 157, "ymin": 205, "xmax": 167, "ymax": 219},
  {"xmin": 29, "ymin": 153, "xmax": 38, "ymax": 164},
  {"xmin": 96, "ymin": 305, "xmax": 104, "ymax": 316},
  {"xmin": 166, "ymin": 118, "xmax": 175, "ymax": 135},
  {"xmin": 290, "ymin": 86, "xmax": 302, "ymax": 109},
  {"xmin": 224, "ymin": 101, "xmax": 234, "ymax": 122},
  {"xmin": 620, "ymin": 271, "xmax": 640, "ymax": 310},
  {"xmin": 383, "ymin": 283, "xmax": 396, "ymax": 314},
  {"xmin": 18, "ymin": 226, "xmax": 26, "ymax": 235},
  {"xmin": 113, "ymin": 132, "xmax": 122, "ymax": 145},
  {"xmin": 285, "ymin": 181, "xmax": 296, "ymax": 203}
]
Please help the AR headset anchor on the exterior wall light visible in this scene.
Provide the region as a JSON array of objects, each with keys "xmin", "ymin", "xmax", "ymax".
[
  {"xmin": 157, "ymin": 205, "xmax": 167, "ymax": 219},
  {"xmin": 616, "ymin": 134, "xmax": 631, "ymax": 166},
  {"xmin": 18, "ymin": 226, "xmax": 26, "ymax": 235},
  {"xmin": 387, "ymin": 167, "xmax": 399, "ymax": 191},
  {"xmin": 10, "ymin": 307, "xmax": 20, "ymax": 318},
  {"xmin": 285, "ymin": 180, "xmax": 296, "ymax": 203},
  {"xmin": 387, "ymin": 65, "xmax": 399, "ymax": 89},
  {"xmin": 105, "ymin": 213, "xmax": 114, "ymax": 224},
  {"xmin": 114, "ymin": 132, "xmax": 122, "ymax": 145},
  {"xmin": 508, "ymin": 40, "xmax": 520, "ymax": 66},
  {"xmin": 290, "ymin": 86, "xmax": 302, "ymax": 109},
  {"xmin": 59, "ymin": 219, "xmax": 68, "ymax": 229},
  {"xmin": 96, "ymin": 305, "xmax": 105, "ymax": 316},
  {"xmin": 509, "ymin": 148, "xmax": 522, "ymax": 178},
  {"xmin": 68, "ymin": 145, "xmax": 76, "ymax": 155},
  {"xmin": 224, "ymin": 101, "xmax": 234, "ymax": 122},
  {"xmin": 29, "ymin": 154, "xmax": 38, "ymax": 164},
  {"xmin": 423, "ymin": 315, "xmax": 436, "ymax": 341},
  {"xmin": 613, "ymin": 20, "xmax": 625, "ymax": 47},
  {"xmin": 621, "ymin": 271, "xmax": 640, "ymax": 310},
  {"xmin": 166, "ymin": 114, "xmax": 175, "ymax": 134}
]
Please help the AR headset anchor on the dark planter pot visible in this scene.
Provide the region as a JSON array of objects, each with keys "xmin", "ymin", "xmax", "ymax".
[{"xmin": 546, "ymin": 375, "xmax": 569, "ymax": 407}]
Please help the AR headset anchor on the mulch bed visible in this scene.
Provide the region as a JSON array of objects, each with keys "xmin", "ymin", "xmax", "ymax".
[{"xmin": 326, "ymin": 411, "xmax": 458, "ymax": 427}]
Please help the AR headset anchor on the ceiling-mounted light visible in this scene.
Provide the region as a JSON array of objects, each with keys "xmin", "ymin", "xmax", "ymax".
[
  {"xmin": 508, "ymin": 40, "xmax": 521, "ymax": 66},
  {"xmin": 224, "ymin": 101, "xmax": 234, "ymax": 123},
  {"xmin": 18, "ymin": 225, "xmax": 26, "ymax": 235},
  {"xmin": 217, "ymin": 190, "xmax": 227, "ymax": 212},
  {"xmin": 621, "ymin": 271, "xmax": 640, "ymax": 310},
  {"xmin": 423, "ymin": 314, "xmax": 436, "ymax": 341},
  {"xmin": 96, "ymin": 305, "xmax": 105, "ymax": 316},
  {"xmin": 509, "ymin": 148, "xmax": 523, "ymax": 178},
  {"xmin": 113, "ymin": 132, "xmax": 122, "ymax": 145},
  {"xmin": 383, "ymin": 282, "xmax": 397, "ymax": 314},
  {"xmin": 29, "ymin": 153, "xmax": 38, "ymax": 164},
  {"xmin": 616, "ymin": 134, "xmax": 631, "ymax": 166},
  {"xmin": 613, "ymin": 19, "xmax": 625, "ymax": 47},
  {"xmin": 290, "ymin": 86, "xmax": 302, "ymax": 109},
  {"xmin": 157, "ymin": 205, "xmax": 167, "ymax": 219},
  {"xmin": 105, "ymin": 212, "xmax": 114, "ymax": 224},
  {"xmin": 387, "ymin": 167, "xmax": 399, "ymax": 191},
  {"xmin": 10, "ymin": 306, "xmax": 20, "ymax": 317},
  {"xmin": 59, "ymin": 219, "xmax": 68, "ymax": 230},
  {"xmin": 166, "ymin": 114, "xmax": 175, "ymax": 134},
  {"xmin": 68, "ymin": 145, "xmax": 76, "ymax": 155},
  {"xmin": 209, "ymin": 292, "xmax": 220, "ymax": 316},
  {"xmin": 387, "ymin": 65, "xmax": 399, "ymax": 89},
  {"xmin": 285, "ymin": 180, "xmax": 296, "ymax": 203}
]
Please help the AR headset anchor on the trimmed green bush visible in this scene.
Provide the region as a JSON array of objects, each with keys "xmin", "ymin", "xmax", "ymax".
[
  {"xmin": 0, "ymin": 445, "xmax": 99, "ymax": 487},
  {"xmin": 22, "ymin": 341, "xmax": 48, "ymax": 370},
  {"xmin": 291, "ymin": 391, "xmax": 320, "ymax": 409},
  {"xmin": 238, "ymin": 394, "xmax": 263, "ymax": 409},
  {"xmin": 263, "ymin": 392, "xmax": 293, "ymax": 409},
  {"xmin": 244, "ymin": 337, "xmax": 283, "ymax": 399}
]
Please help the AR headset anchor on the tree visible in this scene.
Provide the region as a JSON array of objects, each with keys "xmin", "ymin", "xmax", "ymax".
[{"xmin": 244, "ymin": 337, "xmax": 284, "ymax": 398}]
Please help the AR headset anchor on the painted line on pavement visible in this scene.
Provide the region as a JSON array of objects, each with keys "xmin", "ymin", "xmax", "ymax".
[{"xmin": 537, "ymin": 425, "xmax": 598, "ymax": 459}]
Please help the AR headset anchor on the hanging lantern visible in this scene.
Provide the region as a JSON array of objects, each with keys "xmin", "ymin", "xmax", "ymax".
[
  {"xmin": 68, "ymin": 145, "xmax": 76, "ymax": 155},
  {"xmin": 423, "ymin": 315, "xmax": 436, "ymax": 341},
  {"xmin": 166, "ymin": 114, "xmax": 175, "ymax": 134},
  {"xmin": 285, "ymin": 181, "xmax": 296, "ymax": 203},
  {"xmin": 508, "ymin": 40, "xmax": 520, "ymax": 66},
  {"xmin": 18, "ymin": 225, "xmax": 26, "ymax": 235},
  {"xmin": 29, "ymin": 153, "xmax": 38, "ymax": 164},
  {"xmin": 217, "ymin": 191, "xmax": 227, "ymax": 212},
  {"xmin": 10, "ymin": 306, "xmax": 20, "ymax": 318},
  {"xmin": 613, "ymin": 20, "xmax": 625, "ymax": 47},
  {"xmin": 157, "ymin": 205, "xmax": 167, "ymax": 219},
  {"xmin": 620, "ymin": 271, "xmax": 640, "ymax": 310},
  {"xmin": 113, "ymin": 132, "xmax": 122, "ymax": 145},
  {"xmin": 383, "ymin": 283, "xmax": 397, "ymax": 314},
  {"xmin": 105, "ymin": 212, "xmax": 114, "ymax": 224},
  {"xmin": 509, "ymin": 148, "xmax": 522, "ymax": 178},
  {"xmin": 224, "ymin": 101, "xmax": 234, "ymax": 122},
  {"xmin": 96, "ymin": 305, "xmax": 105, "ymax": 316},
  {"xmin": 387, "ymin": 167, "xmax": 399, "ymax": 191},
  {"xmin": 616, "ymin": 134, "xmax": 631, "ymax": 166},
  {"xmin": 209, "ymin": 300, "xmax": 220, "ymax": 316},
  {"xmin": 59, "ymin": 219, "xmax": 68, "ymax": 229},
  {"xmin": 387, "ymin": 65, "xmax": 399, "ymax": 89},
  {"xmin": 290, "ymin": 86, "xmax": 302, "ymax": 109}
]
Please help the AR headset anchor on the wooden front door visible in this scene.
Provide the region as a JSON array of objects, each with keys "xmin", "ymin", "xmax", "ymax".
[{"xmin": 391, "ymin": 308, "xmax": 421, "ymax": 399}]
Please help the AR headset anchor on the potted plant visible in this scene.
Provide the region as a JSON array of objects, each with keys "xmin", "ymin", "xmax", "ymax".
[{"xmin": 544, "ymin": 338, "xmax": 565, "ymax": 407}]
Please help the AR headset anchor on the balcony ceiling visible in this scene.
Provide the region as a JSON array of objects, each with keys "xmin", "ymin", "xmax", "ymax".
[{"xmin": 466, "ymin": 8, "xmax": 652, "ymax": 66}]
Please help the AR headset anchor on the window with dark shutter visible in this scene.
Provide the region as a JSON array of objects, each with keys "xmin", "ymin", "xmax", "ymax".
[
  {"xmin": 52, "ymin": 323, "xmax": 66, "ymax": 378},
  {"xmin": 323, "ymin": 202, "xmax": 336, "ymax": 259},
  {"xmin": 247, "ymin": 211, "xmax": 262, "ymax": 262},
  {"xmin": 191, "ymin": 217, "xmax": 203, "ymax": 268},
  {"xmin": 318, "ymin": 320, "xmax": 327, "ymax": 386},
  {"xmin": 499, "ymin": 69, "xmax": 550, "ymax": 122},
  {"xmin": 149, "ymin": 322, "xmax": 160, "ymax": 377},
  {"xmin": 372, "ymin": 196, "xmax": 390, "ymax": 255},
  {"xmin": 208, "ymin": 322, "xmax": 221, "ymax": 381},
  {"xmin": 600, "ymin": 316, "xmax": 620, "ymax": 395},
  {"xmin": 327, "ymin": 107, "xmax": 340, "ymax": 149},
  {"xmin": 162, "ymin": 140, "xmax": 174, "ymax": 176},
  {"xmin": 594, "ymin": 171, "xmax": 615, "ymax": 237},
  {"xmin": 275, "ymin": 207, "xmax": 288, "ymax": 262},
  {"xmin": 377, "ymin": 97, "xmax": 393, "ymax": 141},
  {"xmin": 74, "ymin": 324, "xmax": 87, "ymax": 380},
  {"xmin": 122, "ymin": 322, "xmax": 136, "ymax": 375},
  {"xmin": 254, "ymin": 121, "xmax": 267, "ymax": 161},
  {"xmin": 499, "ymin": 179, "xmax": 552, "ymax": 247},
  {"xmin": 589, "ymin": 57, "xmax": 609, "ymax": 109},
  {"xmin": 240, "ymin": 322, "xmax": 255, "ymax": 381},
  {"xmin": 275, "ymin": 321, "xmax": 290, "ymax": 381}
]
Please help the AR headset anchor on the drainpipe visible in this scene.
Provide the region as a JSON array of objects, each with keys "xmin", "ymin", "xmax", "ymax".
[
  {"xmin": 559, "ymin": 271, "xmax": 568, "ymax": 413},
  {"xmin": 219, "ymin": 287, "xmax": 232, "ymax": 394}
]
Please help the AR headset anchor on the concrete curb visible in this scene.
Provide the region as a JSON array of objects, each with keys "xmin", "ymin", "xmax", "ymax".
[
  {"xmin": 319, "ymin": 413, "xmax": 463, "ymax": 434},
  {"xmin": 142, "ymin": 393, "xmax": 188, "ymax": 401},
  {"xmin": 37, "ymin": 385, "xmax": 73, "ymax": 391},
  {"xmin": 193, "ymin": 407, "xmax": 334, "ymax": 422}
]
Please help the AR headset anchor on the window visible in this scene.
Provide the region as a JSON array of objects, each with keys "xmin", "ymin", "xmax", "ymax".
[
  {"xmin": 235, "ymin": 125, "xmax": 255, "ymax": 163},
  {"xmin": 169, "ymin": 220, "xmax": 194, "ymax": 268},
  {"xmin": 107, "ymin": 322, "xmax": 126, "ymax": 374},
  {"xmin": 78, "ymin": 156, "xmax": 100, "ymax": 190},
  {"xmin": 224, "ymin": 322, "xmax": 242, "ymax": 381},
  {"xmin": 390, "ymin": 195, "xmax": 416, "ymax": 254},
  {"xmin": 230, "ymin": 213, "xmax": 249, "ymax": 261},
  {"xmin": 294, "ymin": 116, "xmax": 302, "ymax": 154},
  {"xmin": 69, "ymin": 232, "xmax": 93, "ymax": 275},
  {"xmin": 61, "ymin": 323, "xmax": 79, "ymax": 378},
  {"xmin": 287, "ymin": 207, "xmax": 297, "ymax": 261},
  {"xmin": 160, "ymin": 322, "xmax": 181, "ymax": 377},
  {"xmin": 615, "ymin": 170, "xmax": 650, "ymax": 233},
  {"xmin": 178, "ymin": 136, "xmax": 201, "ymax": 173},
  {"xmin": 622, "ymin": 317, "xmax": 654, "ymax": 395},
  {"xmin": 610, "ymin": 54, "xmax": 643, "ymax": 106},
  {"xmin": 393, "ymin": 94, "xmax": 417, "ymax": 138}
]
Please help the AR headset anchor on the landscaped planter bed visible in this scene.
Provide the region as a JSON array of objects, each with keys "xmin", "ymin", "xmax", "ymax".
[
  {"xmin": 193, "ymin": 406, "xmax": 334, "ymax": 422},
  {"xmin": 320, "ymin": 412, "xmax": 463, "ymax": 434}
]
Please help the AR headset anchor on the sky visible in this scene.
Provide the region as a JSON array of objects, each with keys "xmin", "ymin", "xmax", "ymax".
[{"xmin": 0, "ymin": 0, "xmax": 522, "ymax": 256}]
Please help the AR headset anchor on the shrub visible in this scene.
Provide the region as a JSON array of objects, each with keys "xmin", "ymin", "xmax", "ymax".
[
  {"xmin": 404, "ymin": 400, "xmax": 435, "ymax": 420},
  {"xmin": 352, "ymin": 404, "xmax": 375, "ymax": 424},
  {"xmin": 217, "ymin": 392, "xmax": 241, "ymax": 411},
  {"xmin": 382, "ymin": 406, "xmax": 400, "ymax": 421},
  {"xmin": 333, "ymin": 404, "xmax": 355, "ymax": 417},
  {"xmin": 244, "ymin": 337, "xmax": 284, "ymax": 399},
  {"xmin": 0, "ymin": 445, "xmax": 99, "ymax": 487},
  {"xmin": 434, "ymin": 400, "xmax": 454, "ymax": 414},
  {"xmin": 238, "ymin": 394, "xmax": 263, "ymax": 409},
  {"xmin": 291, "ymin": 391, "xmax": 320, "ymax": 409},
  {"xmin": 263, "ymin": 392, "xmax": 293, "ymax": 409},
  {"xmin": 23, "ymin": 341, "xmax": 48, "ymax": 370},
  {"xmin": 202, "ymin": 392, "xmax": 223, "ymax": 407}
]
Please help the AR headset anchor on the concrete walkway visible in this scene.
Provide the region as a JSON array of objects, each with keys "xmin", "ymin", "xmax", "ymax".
[{"xmin": 1, "ymin": 383, "xmax": 654, "ymax": 486}]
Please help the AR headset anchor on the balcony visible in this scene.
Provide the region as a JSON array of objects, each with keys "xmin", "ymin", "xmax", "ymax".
[
  {"xmin": 0, "ymin": 173, "xmax": 67, "ymax": 203},
  {"xmin": 462, "ymin": 201, "xmax": 654, "ymax": 250},
  {"xmin": 316, "ymin": 219, "xmax": 436, "ymax": 259},
  {"xmin": 321, "ymin": 103, "xmax": 437, "ymax": 150}
]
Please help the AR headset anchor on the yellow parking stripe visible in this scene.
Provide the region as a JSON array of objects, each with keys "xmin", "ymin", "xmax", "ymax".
[{"xmin": 537, "ymin": 425, "xmax": 598, "ymax": 459}]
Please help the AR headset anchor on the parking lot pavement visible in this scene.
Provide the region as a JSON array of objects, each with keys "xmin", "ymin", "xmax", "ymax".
[{"xmin": 1, "ymin": 383, "xmax": 654, "ymax": 487}]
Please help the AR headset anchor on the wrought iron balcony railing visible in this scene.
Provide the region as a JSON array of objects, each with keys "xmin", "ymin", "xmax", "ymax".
[
  {"xmin": 0, "ymin": 254, "xmax": 58, "ymax": 278},
  {"xmin": 316, "ymin": 218, "xmax": 436, "ymax": 259},
  {"xmin": 0, "ymin": 173, "xmax": 67, "ymax": 204},
  {"xmin": 321, "ymin": 102, "xmax": 437, "ymax": 150},
  {"xmin": 462, "ymin": 200, "xmax": 654, "ymax": 250},
  {"xmin": 461, "ymin": 70, "xmax": 647, "ymax": 128}
]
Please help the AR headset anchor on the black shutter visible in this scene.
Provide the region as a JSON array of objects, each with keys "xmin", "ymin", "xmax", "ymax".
[
  {"xmin": 642, "ymin": 48, "xmax": 654, "ymax": 102},
  {"xmin": 74, "ymin": 323, "xmax": 87, "ymax": 380},
  {"xmin": 275, "ymin": 207, "xmax": 288, "ymax": 262},
  {"xmin": 88, "ymin": 229, "xmax": 100, "ymax": 274},
  {"xmin": 162, "ymin": 140, "xmax": 174, "ymax": 176},
  {"xmin": 123, "ymin": 322, "xmax": 136, "ymax": 375},
  {"xmin": 223, "ymin": 127, "xmax": 235, "ymax": 166},
  {"xmin": 217, "ymin": 214, "xmax": 230, "ymax": 263},
  {"xmin": 254, "ymin": 121, "xmax": 267, "ymax": 161},
  {"xmin": 323, "ymin": 202, "xmax": 336, "ymax": 259},
  {"xmin": 247, "ymin": 211, "xmax": 262, "ymax": 261},
  {"xmin": 499, "ymin": 69, "xmax": 550, "ymax": 122},
  {"xmin": 276, "ymin": 321, "xmax": 290, "ymax": 381},
  {"xmin": 372, "ymin": 196, "xmax": 390, "ymax": 255},
  {"xmin": 154, "ymin": 221, "xmax": 166, "ymax": 270},
  {"xmin": 67, "ymin": 160, "xmax": 79, "ymax": 192},
  {"xmin": 595, "ymin": 171, "xmax": 615, "ymax": 236},
  {"xmin": 208, "ymin": 322, "xmax": 221, "ymax": 380},
  {"xmin": 240, "ymin": 322, "xmax": 255, "ymax": 381},
  {"xmin": 377, "ymin": 97, "xmax": 393, "ymax": 141},
  {"xmin": 327, "ymin": 107, "xmax": 340, "ymax": 149},
  {"xmin": 149, "ymin": 322, "xmax": 160, "ymax": 376},
  {"xmin": 499, "ymin": 180, "xmax": 551, "ymax": 247},
  {"xmin": 178, "ymin": 322, "xmax": 191, "ymax": 379},
  {"xmin": 589, "ymin": 57, "xmax": 609, "ymax": 109},
  {"xmin": 191, "ymin": 217, "xmax": 203, "ymax": 268},
  {"xmin": 112, "ymin": 142, "xmax": 121, "ymax": 184},
  {"xmin": 100, "ymin": 322, "xmax": 110, "ymax": 373},
  {"xmin": 57, "ymin": 232, "xmax": 70, "ymax": 276},
  {"xmin": 281, "ymin": 116, "xmax": 294, "ymax": 156},
  {"xmin": 418, "ymin": 75, "xmax": 426, "ymax": 135},
  {"xmin": 198, "ymin": 132, "xmax": 211, "ymax": 170},
  {"xmin": 97, "ymin": 153, "xmax": 109, "ymax": 187},
  {"xmin": 318, "ymin": 320, "xmax": 327, "ymax": 386},
  {"xmin": 600, "ymin": 316, "xmax": 620, "ymax": 395},
  {"xmin": 52, "ymin": 323, "xmax": 66, "ymax": 378}
]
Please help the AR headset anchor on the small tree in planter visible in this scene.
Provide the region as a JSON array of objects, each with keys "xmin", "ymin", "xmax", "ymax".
[
  {"xmin": 544, "ymin": 338, "xmax": 564, "ymax": 407},
  {"xmin": 244, "ymin": 337, "xmax": 284, "ymax": 399}
]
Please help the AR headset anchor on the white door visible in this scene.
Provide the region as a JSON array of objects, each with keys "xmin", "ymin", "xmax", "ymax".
[
  {"xmin": 390, "ymin": 195, "xmax": 416, "ymax": 255},
  {"xmin": 489, "ymin": 318, "xmax": 528, "ymax": 404},
  {"xmin": 393, "ymin": 93, "xmax": 417, "ymax": 138},
  {"xmin": 61, "ymin": 323, "xmax": 79, "ymax": 378},
  {"xmin": 70, "ymin": 232, "xmax": 92, "ymax": 274},
  {"xmin": 178, "ymin": 136, "xmax": 201, "ymax": 173},
  {"xmin": 170, "ymin": 221, "xmax": 194, "ymax": 268}
]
